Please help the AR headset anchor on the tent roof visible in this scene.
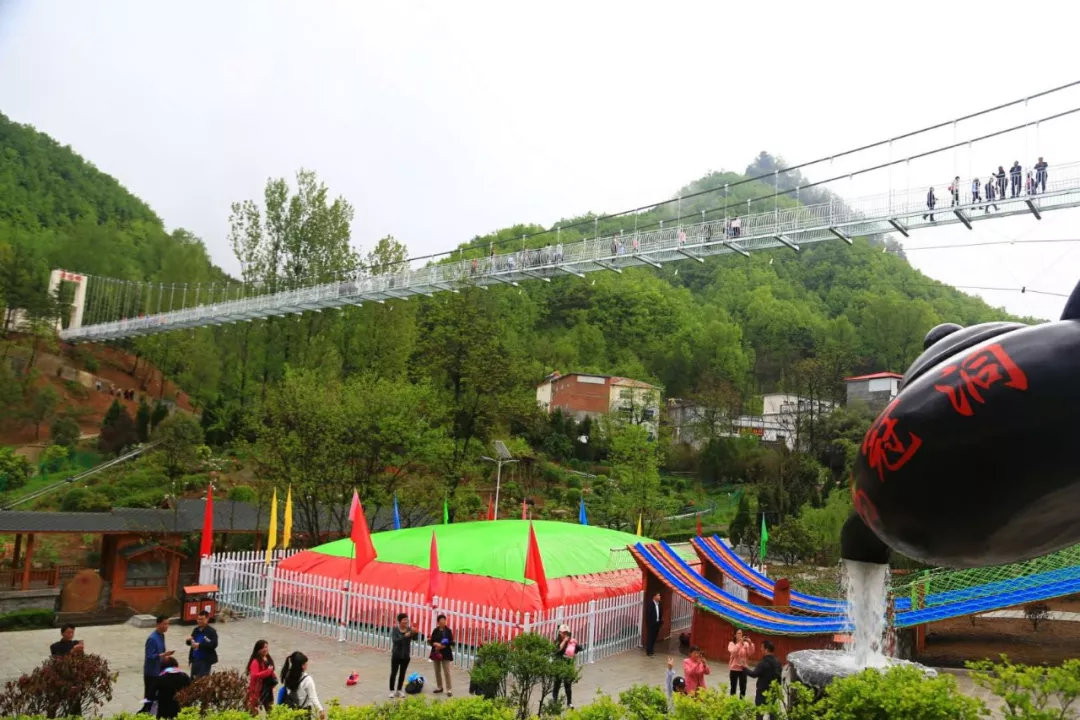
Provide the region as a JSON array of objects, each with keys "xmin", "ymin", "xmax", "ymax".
[{"xmin": 303, "ymin": 520, "xmax": 648, "ymax": 581}]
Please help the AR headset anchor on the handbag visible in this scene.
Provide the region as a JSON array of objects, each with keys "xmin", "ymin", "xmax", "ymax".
[{"xmin": 432, "ymin": 651, "xmax": 443, "ymax": 662}]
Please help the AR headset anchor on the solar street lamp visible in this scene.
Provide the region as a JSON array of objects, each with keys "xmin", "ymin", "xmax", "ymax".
[{"xmin": 481, "ymin": 440, "xmax": 517, "ymax": 521}]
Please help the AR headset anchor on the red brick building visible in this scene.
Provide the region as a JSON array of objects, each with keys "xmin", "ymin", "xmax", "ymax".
[{"xmin": 537, "ymin": 372, "xmax": 660, "ymax": 437}]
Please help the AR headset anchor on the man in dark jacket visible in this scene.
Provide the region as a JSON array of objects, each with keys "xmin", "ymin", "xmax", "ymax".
[
  {"xmin": 141, "ymin": 616, "xmax": 174, "ymax": 714},
  {"xmin": 644, "ymin": 592, "xmax": 662, "ymax": 656},
  {"xmin": 1010, "ymin": 161, "xmax": 1023, "ymax": 197},
  {"xmin": 747, "ymin": 640, "xmax": 782, "ymax": 711},
  {"xmin": 187, "ymin": 610, "xmax": 218, "ymax": 678}
]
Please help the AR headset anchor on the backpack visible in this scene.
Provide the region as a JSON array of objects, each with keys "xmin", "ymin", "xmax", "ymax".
[
  {"xmin": 281, "ymin": 675, "xmax": 310, "ymax": 709},
  {"xmin": 405, "ymin": 673, "xmax": 424, "ymax": 694}
]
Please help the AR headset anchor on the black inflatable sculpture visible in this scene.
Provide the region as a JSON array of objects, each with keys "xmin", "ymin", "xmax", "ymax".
[{"xmin": 842, "ymin": 277, "xmax": 1080, "ymax": 568}]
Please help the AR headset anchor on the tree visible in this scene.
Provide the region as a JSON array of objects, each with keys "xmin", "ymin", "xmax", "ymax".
[
  {"xmin": 98, "ymin": 399, "xmax": 137, "ymax": 456},
  {"xmin": 0, "ymin": 447, "xmax": 32, "ymax": 492},
  {"xmin": 154, "ymin": 414, "xmax": 204, "ymax": 479},
  {"xmin": 769, "ymin": 518, "xmax": 814, "ymax": 565},
  {"xmin": 150, "ymin": 400, "xmax": 169, "ymax": 430},
  {"xmin": 49, "ymin": 416, "xmax": 81, "ymax": 450},
  {"xmin": 39, "ymin": 444, "xmax": 70, "ymax": 474},
  {"xmin": 728, "ymin": 492, "xmax": 753, "ymax": 550},
  {"xmin": 135, "ymin": 399, "xmax": 151, "ymax": 443},
  {"xmin": 606, "ymin": 421, "xmax": 674, "ymax": 536},
  {"xmin": 24, "ymin": 385, "xmax": 59, "ymax": 441}
]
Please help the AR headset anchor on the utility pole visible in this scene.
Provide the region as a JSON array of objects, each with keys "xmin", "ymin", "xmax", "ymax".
[{"xmin": 481, "ymin": 441, "xmax": 517, "ymax": 521}]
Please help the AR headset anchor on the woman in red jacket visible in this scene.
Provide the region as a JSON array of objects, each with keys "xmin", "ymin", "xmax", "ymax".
[{"xmin": 246, "ymin": 639, "xmax": 277, "ymax": 714}]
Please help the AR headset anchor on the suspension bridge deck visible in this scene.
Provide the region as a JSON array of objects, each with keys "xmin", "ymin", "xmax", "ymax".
[{"xmin": 60, "ymin": 162, "xmax": 1080, "ymax": 342}]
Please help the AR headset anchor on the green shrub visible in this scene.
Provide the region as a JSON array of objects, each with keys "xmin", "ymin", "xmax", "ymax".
[
  {"xmin": 50, "ymin": 416, "xmax": 82, "ymax": 449},
  {"xmin": 0, "ymin": 609, "xmax": 54, "ymax": 631},
  {"xmin": 969, "ymin": 655, "xmax": 1080, "ymax": 719},
  {"xmin": 63, "ymin": 379, "xmax": 89, "ymax": 399},
  {"xmin": 816, "ymin": 665, "xmax": 984, "ymax": 719}
]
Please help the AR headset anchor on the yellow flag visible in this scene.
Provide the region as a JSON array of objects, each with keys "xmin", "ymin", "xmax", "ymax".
[
  {"xmin": 265, "ymin": 489, "xmax": 278, "ymax": 564},
  {"xmin": 636, "ymin": 513, "xmax": 643, "ymax": 537},
  {"xmin": 283, "ymin": 486, "xmax": 293, "ymax": 549}
]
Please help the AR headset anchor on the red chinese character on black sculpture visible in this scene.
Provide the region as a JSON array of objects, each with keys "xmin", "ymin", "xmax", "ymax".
[
  {"xmin": 933, "ymin": 343, "xmax": 1028, "ymax": 417},
  {"xmin": 861, "ymin": 398, "xmax": 922, "ymax": 483}
]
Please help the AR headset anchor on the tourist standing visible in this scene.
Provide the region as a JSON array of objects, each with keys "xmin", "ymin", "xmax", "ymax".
[
  {"xmin": 246, "ymin": 640, "xmax": 277, "ymax": 714},
  {"xmin": 187, "ymin": 610, "xmax": 218, "ymax": 678},
  {"xmin": 644, "ymin": 591, "xmax": 663, "ymax": 656},
  {"xmin": 747, "ymin": 640, "xmax": 782, "ymax": 710},
  {"xmin": 152, "ymin": 656, "xmax": 190, "ymax": 719},
  {"xmin": 141, "ymin": 616, "xmax": 174, "ymax": 714},
  {"xmin": 923, "ymin": 186, "xmax": 936, "ymax": 221},
  {"xmin": 389, "ymin": 613, "xmax": 415, "ymax": 698},
  {"xmin": 727, "ymin": 628, "xmax": 753, "ymax": 698},
  {"xmin": 683, "ymin": 645, "xmax": 710, "ymax": 694},
  {"xmin": 1011, "ymin": 161, "xmax": 1023, "ymax": 197},
  {"xmin": 1035, "ymin": 157, "xmax": 1049, "ymax": 193},
  {"xmin": 50, "ymin": 624, "xmax": 84, "ymax": 656},
  {"xmin": 281, "ymin": 651, "xmax": 325, "ymax": 720},
  {"xmin": 551, "ymin": 624, "xmax": 578, "ymax": 710},
  {"xmin": 428, "ymin": 614, "xmax": 455, "ymax": 696}
]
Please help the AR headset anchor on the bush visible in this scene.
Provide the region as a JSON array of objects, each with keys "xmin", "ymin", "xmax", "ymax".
[
  {"xmin": 468, "ymin": 634, "xmax": 580, "ymax": 720},
  {"xmin": 0, "ymin": 652, "xmax": 114, "ymax": 717},
  {"xmin": 0, "ymin": 447, "xmax": 33, "ymax": 492},
  {"xmin": 969, "ymin": 655, "xmax": 1080, "ymax": 718},
  {"xmin": 50, "ymin": 416, "xmax": 82, "ymax": 449},
  {"xmin": 175, "ymin": 668, "xmax": 248, "ymax": 714},
  {"xmin": 39, "ymin": 444, "xmax": 70, "ymax": 473},
  {"xmin": 813, "ymin": 665, "xmax": 984, "ymax": 719},
  {"xmin": 0, "ymin": 608, "xmax": 54, "ymax": 631},
  {"xmin": 616, "ymin": 684, "xmax": 668, "ymax": 719}
]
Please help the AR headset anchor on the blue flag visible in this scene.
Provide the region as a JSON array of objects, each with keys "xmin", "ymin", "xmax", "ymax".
[
  {"xmin": 393, "ymin": 494, "xmax": 401, "ymax": 530},
  {"xmin": 579, "ymin": 499, "xmax": 588, "ymax": 526}
]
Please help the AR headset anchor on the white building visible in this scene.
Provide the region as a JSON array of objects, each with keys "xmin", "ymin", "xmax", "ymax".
[{"xmin": 668, "ymin": 392, "xmax": 835, "ymax": 451}]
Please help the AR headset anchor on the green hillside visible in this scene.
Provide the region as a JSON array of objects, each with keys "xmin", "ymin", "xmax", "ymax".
[{"xmin": 0, "ymin": 117, "xmax": 1025, "ymax": 540}]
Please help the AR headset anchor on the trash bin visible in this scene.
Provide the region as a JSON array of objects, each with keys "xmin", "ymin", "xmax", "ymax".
[{"xmin": 181, "ymin": 584, "xmax": 219, "ymax": 624}]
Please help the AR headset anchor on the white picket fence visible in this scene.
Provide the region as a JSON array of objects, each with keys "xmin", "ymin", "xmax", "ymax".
[
  {"xmin": 200, "ymin": 551, "xmax": 646, "ymax": 670},
  {"xmin": 670, "ymin": 591, "xmax": 693, "ymax": 632}
]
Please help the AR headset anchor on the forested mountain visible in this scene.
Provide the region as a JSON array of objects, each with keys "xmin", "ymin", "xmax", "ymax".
[{"xmin": 0, "ymin": 115, "xmax": 1024, "ymax": 531}]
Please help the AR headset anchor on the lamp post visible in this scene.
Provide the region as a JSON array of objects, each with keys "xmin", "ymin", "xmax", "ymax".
[{"xmin": 481, "ymin": 440, "xmax": 517, "ymax": 521}]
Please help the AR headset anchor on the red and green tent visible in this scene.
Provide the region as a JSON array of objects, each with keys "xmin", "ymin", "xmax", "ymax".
[{"xmin": 277, "ymin": 519, "xmax": 648, "ymax": 613}]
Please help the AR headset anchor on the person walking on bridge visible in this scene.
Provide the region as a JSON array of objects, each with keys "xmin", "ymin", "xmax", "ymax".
[
  {"xmin": 985, "ymin": 175, "xmax": 999, "ymax": 213},
  {"xmin": 949, "ymin": 177, "xmax": 961, "ymax": 207},
  {"xmin": 923, "ymin": 186, "xmax": 936, "ymax": 221},
  {"xmin": 996, "ymin": 166, "xmax": 1007, "ymax": 200},
  {"xmin": 1010, "ymin": 161, "xmax": 1023, "ymax": 197}
]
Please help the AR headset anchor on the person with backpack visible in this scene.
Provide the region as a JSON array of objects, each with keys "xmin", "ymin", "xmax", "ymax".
[
  {"xmin": 551, "ymin": 624, "xmax": 577, "ymax": 710},
  {"xmin": 246, "ymin": 640, "xmax": 277, "ymax": 714},
  {"xmin": 428, "ymin": 614, "xmax": 455, "ymax": 696},
  {"xmin": 280, "ymin": 651, "xmax": 325, "ymax": 719},
  {"xmin": 389, "ymin": 613, "xmax": 416, "ymax": 698},
  {"xmin": 151, "ymin": 656, "xmax": 190, "ymax": 719}
]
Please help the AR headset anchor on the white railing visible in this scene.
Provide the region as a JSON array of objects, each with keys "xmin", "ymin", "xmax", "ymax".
[
  {"xmin": 670, "ymin": 592, "xmax": 693, "ymax": 632},
  {"xmin": 200, "ymin": 551, "xmax": 644, "ymax": 670},
  {"xmin": 723, "ymin": 576, "xmax": 750, "ymax": 603},
  {"xmin": 62, "ymin": 159, "xmax": 1080, "ymax": 342}
]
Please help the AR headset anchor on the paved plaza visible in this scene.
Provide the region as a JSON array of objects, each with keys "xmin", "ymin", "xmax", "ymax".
[{"xmin": 0, "ymin": 619, "xmax": 1006, "ymax": 716}]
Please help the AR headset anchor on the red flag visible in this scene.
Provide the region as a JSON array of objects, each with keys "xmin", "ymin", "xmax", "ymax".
[
  {"xmin": 348, "ymin": 490, "xmax": 360, "ymax": 523},
  {"xmin": 487, "ymin": 495, "xmax": 495, "ymax": 521},
  {"xmin": 696, "ymin": 514, "xmax": 703, "ymax": 537},
  {"xmin": 349, "ymin": 491, "xmax": 377, "ymax": 574},
  {"xmin": 199, "ymin": 486, "xmax": 214, "ymax": 557},
  {"xmin": 523, "ymin": 522, "xmax": 548, "ymax": 607},
  {"xmin": 521, "ymin": 498, "xmax": 528, "ymax": 520},
  {"xmin": 428, "ymin": 531, "xmax": 442, "ymax": 602}
]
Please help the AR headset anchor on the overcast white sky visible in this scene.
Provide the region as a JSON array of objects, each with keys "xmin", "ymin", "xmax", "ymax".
[{"xmin": 2, "ymin": 0, "xmax": 1078, "ymax": 320}]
